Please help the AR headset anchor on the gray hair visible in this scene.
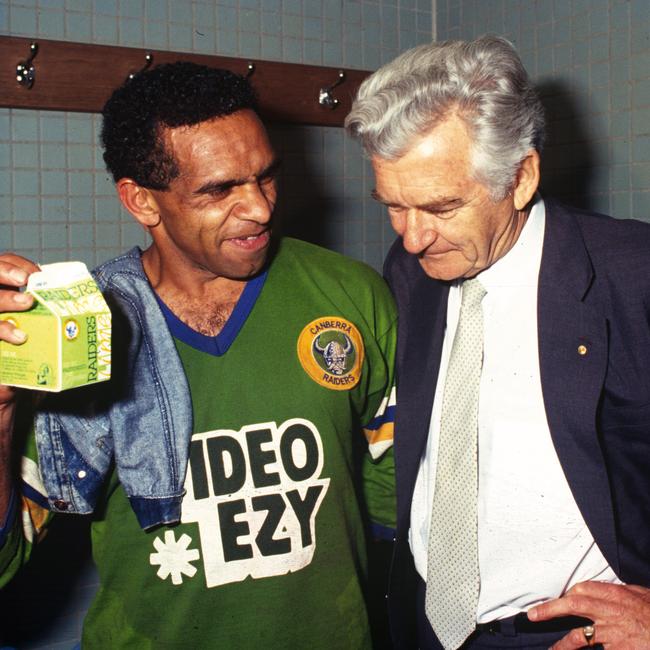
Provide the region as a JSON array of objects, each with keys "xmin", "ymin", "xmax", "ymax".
[{"xmin": 345, "ymin": 35, "xmax": 545, "ymax": 200}]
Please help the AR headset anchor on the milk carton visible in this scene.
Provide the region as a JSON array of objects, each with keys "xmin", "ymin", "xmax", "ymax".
[{"xmin": 0, "ymin": 262, "xmax": 111, "ymax": 391}]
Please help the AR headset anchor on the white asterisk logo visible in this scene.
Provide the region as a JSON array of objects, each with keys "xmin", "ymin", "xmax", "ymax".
[{"xmin": 149, "ymin": 530, "xmax": 201, "ymax": 585}]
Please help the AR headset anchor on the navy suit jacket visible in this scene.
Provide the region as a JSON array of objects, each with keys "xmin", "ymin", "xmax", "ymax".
[{"xmin": 383, "ymin": 199, "xmax": 650, "ymax": 648}]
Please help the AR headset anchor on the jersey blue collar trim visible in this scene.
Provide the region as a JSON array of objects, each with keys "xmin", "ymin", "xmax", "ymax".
[{"xmin": 155, "ymin": 270, "xmax": 268, "ymax": 356}]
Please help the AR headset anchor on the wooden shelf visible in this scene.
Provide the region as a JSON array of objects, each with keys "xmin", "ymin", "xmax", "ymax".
[{"xmin": 0, "ymin": 36, "xmax": 371, "ymax": 127}]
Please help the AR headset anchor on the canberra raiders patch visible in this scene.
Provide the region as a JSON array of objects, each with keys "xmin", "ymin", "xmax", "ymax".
[{"xmin": 297, "ymin": 316, "xmax": 364, "ymax": 390}]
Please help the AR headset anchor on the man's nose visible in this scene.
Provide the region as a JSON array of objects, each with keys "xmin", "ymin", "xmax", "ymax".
[
  {"xmin": 236, "ymin": 181, "xmax": 275, "ymax": 223},
  {"xmin": 401, "ymin": 209, "xmax": 436, "ymax": 254}
]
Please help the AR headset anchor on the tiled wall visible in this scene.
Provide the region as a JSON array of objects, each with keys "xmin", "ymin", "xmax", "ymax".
[
  {"xmin": 1, "ymin": 110, "xmax": 144, "ymax": 266},
  {"xmin": 1, "ymin": 0, "xmax": 434, "ymax": 271},
  {"xmin": 436, "ymin": 0, "xmax": 650, "ymax": 221},
  {"xmin": 0, "ymin": 1, "xmax": 433, "ymax": 648}
]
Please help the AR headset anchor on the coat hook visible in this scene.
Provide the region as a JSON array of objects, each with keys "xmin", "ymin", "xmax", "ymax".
[
  {"xmin": 319, "ymin": 70, "xmax": 346, "ymax": 109},
  {"xmin": 246, "ymin": 62, "xmax": 255, "ymax": 78},
  {"xmin": 318, "ymin": 70, "xmax": 345, "ymax": 108},
  {"xmin": 16, "ymin": 42, "xmax": 39, "ymax": 89},
  {"xmin": 128, "ymin": 52, "xmax": 153, "ymax": 80}
]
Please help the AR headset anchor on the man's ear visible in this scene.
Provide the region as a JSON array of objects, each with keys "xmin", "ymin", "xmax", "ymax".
[
  {"xmin": 512, "ymin": 149, "xmax": 541, "ymax": 211},
  {"xmin": 116, "ymin": 178, "xmax": 161, "ymax": 228}
]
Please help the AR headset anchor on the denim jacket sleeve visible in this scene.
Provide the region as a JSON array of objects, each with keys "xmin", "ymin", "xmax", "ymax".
[{"xmin": 34, "ymin": 248, "xmax": 193, "ymax": 530}]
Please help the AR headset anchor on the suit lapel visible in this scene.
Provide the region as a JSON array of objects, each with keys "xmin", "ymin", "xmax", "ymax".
[
  {"xmin": 395, "ymin": 265, "xmax": 449, "ymax": 528},
  {"xmin": 538, "ymin": 200, "xmax": 619, "ymax": 572}
]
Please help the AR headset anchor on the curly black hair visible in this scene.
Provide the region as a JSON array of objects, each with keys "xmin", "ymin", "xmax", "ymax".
[{"xmin": 101, "ymin": 62, "xmax": 258, "ymax": 189}]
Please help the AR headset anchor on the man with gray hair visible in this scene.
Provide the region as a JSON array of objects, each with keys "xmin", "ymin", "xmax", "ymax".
[{"xmin": 347, "ymin": 35, "xmax": 650, "ymax": 650}]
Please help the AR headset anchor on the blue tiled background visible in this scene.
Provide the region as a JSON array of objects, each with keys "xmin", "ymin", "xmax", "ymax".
[
  {"xmin": 2, "ymin": 0, "xmax": 650, "ymax": 647},
  {"xmin": 436, "ymin": 0, "xmax": 650, "ymax": 220},
  {"xmin": 1, "ymin": 0, "xmax": 433, "ymax": 271}
]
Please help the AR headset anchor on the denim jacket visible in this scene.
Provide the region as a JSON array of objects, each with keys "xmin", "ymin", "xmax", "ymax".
[{"xmin": 35, "ymin": 248, "xmax": 193, "ymax": 530}]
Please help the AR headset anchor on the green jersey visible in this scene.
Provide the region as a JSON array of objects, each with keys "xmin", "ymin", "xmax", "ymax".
[{"xmin": 2, "ymin": 239, "xmax": 397, "ymax": 648}]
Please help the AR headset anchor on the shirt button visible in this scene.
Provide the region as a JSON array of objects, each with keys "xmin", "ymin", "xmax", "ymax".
[
  {"xmin": 53, "ymin": 500, "xmax": 69, "ymax": 511},
  {"xmin": 577, "ymin": 345, "xmax": 588, "ymax": 355},
  {"xmin": 77, "ymin": 470, "xmax": 87, "ymax": 479}
]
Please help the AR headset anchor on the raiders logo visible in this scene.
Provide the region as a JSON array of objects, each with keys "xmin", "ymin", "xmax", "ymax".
[{"xmin": 297, "ymin": 316, "xmax": 364, "ymax": 390}]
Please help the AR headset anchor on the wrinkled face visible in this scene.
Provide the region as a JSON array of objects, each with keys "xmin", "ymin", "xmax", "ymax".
[
  {"xmin": 148, "ymin": 109, "xmax": 278, "ymax": 281},
  {"xmin": 371, "ymin": 113, "xmax": 524, "ymax": 281}
]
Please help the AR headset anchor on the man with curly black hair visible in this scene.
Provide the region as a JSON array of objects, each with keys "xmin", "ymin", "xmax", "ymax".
[
  {"xmin": 0, "ymin": 63, "xmax": 397, "ymax": 649},
  {"xmin": 101, "ymin": 62, "xmax": 259, "ymax": 189}
]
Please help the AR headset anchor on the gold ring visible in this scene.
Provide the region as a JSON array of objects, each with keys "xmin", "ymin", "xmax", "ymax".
[{"xmin": 583, "ymin": 624, "xmax": 596, "ymax": 646}]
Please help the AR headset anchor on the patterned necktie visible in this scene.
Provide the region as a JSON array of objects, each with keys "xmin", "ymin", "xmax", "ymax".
[{"xmin": 425, "ymin": 277, "xmax": 486, "ymax": 650}]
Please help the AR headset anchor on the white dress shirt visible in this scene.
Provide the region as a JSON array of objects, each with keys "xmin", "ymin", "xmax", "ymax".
[{"xmin": 409, "ymin": 198, "xmax": 620, "ymax": 622}]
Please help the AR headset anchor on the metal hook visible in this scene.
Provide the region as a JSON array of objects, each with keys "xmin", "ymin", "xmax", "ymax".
[
  {"xmin": 128, "ymin": 52, "xmax": 153, "ymax": 80},
  {"xmin": 318, "ymin": 70, "xmax": 346, "ymax": 109},
  {"xmin": 245, "ymin": 62, "xmax": 255, "ymax": 78},
  {"xmin": 16, "ymin": 42, "xmax": 39, "ymax": 89}
]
